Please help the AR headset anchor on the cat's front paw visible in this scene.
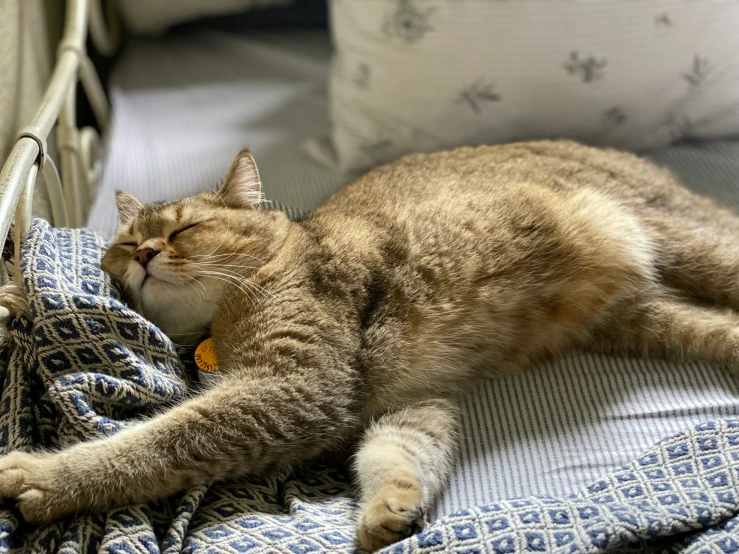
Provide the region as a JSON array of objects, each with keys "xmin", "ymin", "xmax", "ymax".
[
  {"xmin": 358, "ymin": 484, "xmax": 426, "ymax": 552},
  {"xmin": 0, "ymin": 451, "xmax": 67, "ymax": 524}
]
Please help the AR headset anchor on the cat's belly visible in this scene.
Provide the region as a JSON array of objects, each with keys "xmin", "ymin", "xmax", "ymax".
[{"xmin": 359, "ymin": 183, "xmax": 657, "ymax": 414}]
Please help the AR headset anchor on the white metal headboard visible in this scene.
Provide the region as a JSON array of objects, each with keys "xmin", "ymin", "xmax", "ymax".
[{"xmin": 0, "ymin": 0, "xmax": 120, "ymax": 287}]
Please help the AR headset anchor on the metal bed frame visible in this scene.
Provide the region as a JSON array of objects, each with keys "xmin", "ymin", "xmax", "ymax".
[{"xmin": 0, "ymin": 0, "xmax": 120, "ymax": 290}]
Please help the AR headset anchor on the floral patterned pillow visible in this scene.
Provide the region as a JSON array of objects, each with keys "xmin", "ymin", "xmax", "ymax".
[{"xmin": 326, "ymin": 0, "xmax": 739, "ymax": 172}]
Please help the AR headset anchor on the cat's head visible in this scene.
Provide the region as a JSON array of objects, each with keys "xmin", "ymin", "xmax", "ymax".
[{"xmin": 101, "ymin": 151, "xmax": 289, "ymax": 343}]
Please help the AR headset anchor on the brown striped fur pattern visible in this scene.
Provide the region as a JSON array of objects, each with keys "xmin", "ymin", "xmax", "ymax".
[{"xmin": 3, "ymin": 141, "xmax": 739, "ymax": 551}]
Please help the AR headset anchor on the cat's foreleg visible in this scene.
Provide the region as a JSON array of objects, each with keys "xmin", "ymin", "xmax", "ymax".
[
  {"xmin": 0, "ymin": 371, "xmax": 355, "ymax": 523},
  {"xmin": 354, "ymin": 398, "xmax": 459, "ymax": 552}
]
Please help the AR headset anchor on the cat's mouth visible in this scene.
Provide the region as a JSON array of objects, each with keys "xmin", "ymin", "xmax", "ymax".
[{"xmin": 140, "ymin": 266, "xmax": 180, "ymax": 288}]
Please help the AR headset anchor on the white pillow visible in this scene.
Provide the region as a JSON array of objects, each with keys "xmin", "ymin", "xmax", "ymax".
[
  {"xmin": 118, "ymin": 0, "xmax": 293, "ymax": 34},
  {"xmin": 327, "ymin": 0, "xmax": 739, "ymax": 172}
]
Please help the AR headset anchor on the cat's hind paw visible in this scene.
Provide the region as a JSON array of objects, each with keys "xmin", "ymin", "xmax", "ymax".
[{"xmin": 358, "ymin": 483, "xmax": 426, "ymax": 552}]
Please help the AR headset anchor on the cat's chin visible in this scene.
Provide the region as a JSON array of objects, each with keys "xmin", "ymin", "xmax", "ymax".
[
  {"xmin": 144, "ymin": 301, "xmax": 211, "ymax": 346},
  {"xmin": 141, "ymin": 275, "xmax": 164, "ymax": 288},
  {"xmin": 137, "ymin": 277, "xmax": 181, "ymax": 308},
  {"xmin": 136, "ymin": 279, "xmax": 220, "ymax": 345},
  {"xmin": 140, "ymin": 274, "xmax": 179, "ymax": 291}
]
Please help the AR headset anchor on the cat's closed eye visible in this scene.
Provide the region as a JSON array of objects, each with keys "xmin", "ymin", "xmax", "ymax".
[{"xmin": 169, "ymin": 222, "xmax": 201, "ymax": 241}]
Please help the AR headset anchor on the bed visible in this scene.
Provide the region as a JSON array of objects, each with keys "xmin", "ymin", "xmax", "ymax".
[
  {"xmin": 89, "ymin": 25, "xmax": 739, "ymax": 507},
  {"xmin": 2, "ymin": 8, "xmax": 739, "ymax": 554}
]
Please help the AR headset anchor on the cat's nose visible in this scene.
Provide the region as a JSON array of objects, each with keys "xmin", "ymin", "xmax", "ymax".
[{"xmin": 134, "ymin": 247, "xmax": 159, "ymax": 268}]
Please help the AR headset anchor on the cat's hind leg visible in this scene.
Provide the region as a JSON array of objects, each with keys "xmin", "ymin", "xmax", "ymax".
[
  {"xmin": 354, "ymin": 399, "xmax": 459, "ymax": 552},
  {"xmin": 588, "ymin": 294, "xmax": 739, "ymax": 367},
  {"xmin": 651, "ymin": 212, "xmax": 739, "ymax": 310}
]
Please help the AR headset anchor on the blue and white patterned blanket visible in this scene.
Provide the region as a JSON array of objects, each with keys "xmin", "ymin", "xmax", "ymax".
[{"xmin": 2, "ymin": 218, "xmax": 739, "ymax": 553}]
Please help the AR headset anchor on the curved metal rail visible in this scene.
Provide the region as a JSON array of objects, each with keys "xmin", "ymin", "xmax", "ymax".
[{"xmin": 0, "ymin": 0, "xmax": 120, "ymax": 287}]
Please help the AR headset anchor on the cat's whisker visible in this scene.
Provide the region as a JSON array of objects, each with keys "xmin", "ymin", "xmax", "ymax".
[
  {"xmin": 192, "ymin": 266, "xmax": 276, "ymax": 301},
  {"xmin": 192, "ymin": 270, "xmax": 259, "ymax": 309},
  {"xmin": 186, "ymin": 264, "xmax": 265, "ymax": 295},
  {"xmin": 180, "ymin": 274, "xmax": 207, "ymax": 302},
  {"xmin": 188, "ymin": 261, "xmax": 262, "ymax": 271},
  {"xmin": 191, "ymin": 250, "xmax": 262, "ymax": 259},
  {"xmin": 218, "ymin": 276, "xmax": 267, "ymax": 306},
  {"xmin": 194, "ymin": 270, "xmax": 252, "ymax": 293},
  {"xmin": 191, "ymin": 260, "xmax": 262, "ymax": 269},
  {"xmin": 191, "ymin": 251, "xmax": 266, "ymax": 264},
  {"xmin": 242, "ymin": 280, "xmax": 276, "ymax": 301}
]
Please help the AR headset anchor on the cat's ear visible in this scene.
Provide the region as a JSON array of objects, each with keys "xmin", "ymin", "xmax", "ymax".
[
  {"xmin": 220, "ymin": 150, "xmax": 262, "ymax": 209},
  {"xmin": 115, "ymin": 191, "xmax": 143, "ymax": 226}
]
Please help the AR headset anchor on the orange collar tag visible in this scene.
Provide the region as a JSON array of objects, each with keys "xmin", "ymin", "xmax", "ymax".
[{"xmin": 195, "ymin": 337, "xmax": 219, "ymax": 373}]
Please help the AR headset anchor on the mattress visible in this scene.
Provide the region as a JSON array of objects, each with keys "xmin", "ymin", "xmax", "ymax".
[{"xmin": 88, "ymin": 28, "xmax": 739, "ymax": 519}]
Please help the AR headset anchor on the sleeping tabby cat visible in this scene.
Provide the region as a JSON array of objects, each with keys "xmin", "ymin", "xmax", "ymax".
[{"xmin": 2, "ymin": 141, "xmax": 739, "ymax": 551}]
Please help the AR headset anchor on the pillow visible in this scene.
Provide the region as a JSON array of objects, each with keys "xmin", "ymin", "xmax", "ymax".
[
  {"xmin": 327, "ymin": 0, "xmax": 739, "ymax": 172},
  {"xmin": 118, "ymin": 0, "xmax": 294, "ymax": 34}
]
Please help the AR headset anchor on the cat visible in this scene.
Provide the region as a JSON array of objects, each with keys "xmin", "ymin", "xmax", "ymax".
[{"xmin": 2, "ymin": 140, "xmax": 739, "ymax": 551}]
